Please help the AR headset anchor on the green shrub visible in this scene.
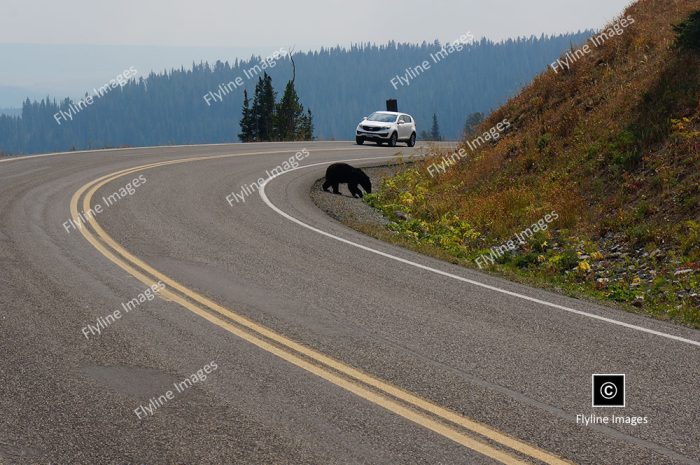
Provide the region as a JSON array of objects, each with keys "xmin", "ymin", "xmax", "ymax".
[
  {"xmin": 529, "ymin": 231, "xmax": 550, "ymax": 252},
  {"xmin": 536, "ymin": 133, "xmax": 552, "ymax": 152},
  {"xmin": 556, "ymin": 249, "xmax": 580, "ymax": 271},
  {"xmin": 627, "ymin": 224, "xmax": 656, "ymax": 246},
  {"xmin": 680, "ymin": 220, "xmax": 700, "ymax": 261},
  {"xmin": 609, "ymin": 131, "xmax": 642, "ymax": 171},
  {"xmin": 607, "ymin": 284, "xmax": 636, "ymax": 302},
  {"xmin": 513, "ymin": 252, "xmax": 539, "ymax": 269},
  {"xmin": 633, "ymin": 201, "xmax": 652, "ymax": 221}
]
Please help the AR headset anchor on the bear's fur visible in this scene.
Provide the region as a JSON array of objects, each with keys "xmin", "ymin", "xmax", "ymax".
[{"xmin": 322, "ymin": 163, "xmax": 372, "ymax": 198}]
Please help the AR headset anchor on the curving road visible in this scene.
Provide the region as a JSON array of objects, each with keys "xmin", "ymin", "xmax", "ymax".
[{"xmin": 0, "ymin": 141, "xmax": 698, "ymax": 465}]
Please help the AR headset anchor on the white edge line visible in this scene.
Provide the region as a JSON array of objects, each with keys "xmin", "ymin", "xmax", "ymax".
[{"xmin": 259, "ymin": 156, "xmax": 700, "ymax": 348}]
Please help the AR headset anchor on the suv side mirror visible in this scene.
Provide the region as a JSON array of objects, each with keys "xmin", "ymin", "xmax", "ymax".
[{"xmin": 363, "ymin": 116, "xmax": 368, "ymax": 120}]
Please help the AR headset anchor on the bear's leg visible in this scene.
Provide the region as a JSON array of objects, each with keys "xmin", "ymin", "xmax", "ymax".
[
  {"xmin": 332, "ymin": 183, "xmax": 341, "ymax": 195},
  {"xmin": 349, "ymin": 183, "xmax": 362, "ymax": 198},
  {"xmin": 322, "ymin": 180, "xmax": 331, "ymax": 192}
]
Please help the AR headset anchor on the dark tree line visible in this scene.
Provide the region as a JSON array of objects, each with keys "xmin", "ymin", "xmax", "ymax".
[{"xmin": 0, "ymin": 32, "xmax": 591, "ymax": 155}]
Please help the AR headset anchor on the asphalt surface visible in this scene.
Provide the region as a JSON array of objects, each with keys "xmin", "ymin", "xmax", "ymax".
[{"xmin": 0, "ymin": 141, "xmax": 698, "ymax": 465}]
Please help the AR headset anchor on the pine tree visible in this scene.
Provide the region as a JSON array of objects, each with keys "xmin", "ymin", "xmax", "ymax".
[
  {"xmin": 298, "ymin": 108, "xmax": 314, "ymax": 141},
  {"xmin": 248, "ymin": 73, "xmax": 276, "ymax": 142},
  {"xmin": 275, "ymin": 80, "xmax": 303, "ymax": 140},
  {"xmin": 251, "ymin": 76, "xmax": 264, "ymax": 141},
  {"xmin": 258, "ymin": 73, "xmax": 276, "ymax": 141},
  {"xmin": 273, "ymin": 52, "xmax": 314, "ymax": 141},
  {"xmin": 238, "ymin": 89, "xmax": 254, "ymax": 142},
  {"xmin": 430, "ymin": 114, "xmax": 442, "ymax": 141}
]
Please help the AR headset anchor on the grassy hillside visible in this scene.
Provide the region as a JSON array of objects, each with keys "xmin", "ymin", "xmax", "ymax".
[{"xmin": 365, "ymin": 0, "xmax": 700, "ymax": 327}]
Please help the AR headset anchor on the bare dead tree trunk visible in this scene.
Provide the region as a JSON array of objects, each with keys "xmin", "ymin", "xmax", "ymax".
[{"xmin": 288, "ymin": 47, "xmax": 296, "ymax": 85}]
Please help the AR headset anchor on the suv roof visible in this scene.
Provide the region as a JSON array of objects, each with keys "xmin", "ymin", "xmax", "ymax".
[{"xmin": 372, "ymin": 111, "xmax": 408, "ymax": 116}]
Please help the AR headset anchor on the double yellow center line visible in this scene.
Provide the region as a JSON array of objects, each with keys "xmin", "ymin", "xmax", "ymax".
[{"xmin": 70, "ymin": 153, "xmax": 572, "ymax": 465}]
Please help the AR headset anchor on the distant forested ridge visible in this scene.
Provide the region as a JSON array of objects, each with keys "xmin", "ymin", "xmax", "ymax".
[{"xmin": 0, "ymin": 33, "xmax": 590, "ymax": 155}]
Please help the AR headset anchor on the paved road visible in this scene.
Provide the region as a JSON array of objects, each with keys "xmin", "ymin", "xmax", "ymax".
[{"xmin": 0, "ymin": 141, "xmax": 698, "ymax": 465}]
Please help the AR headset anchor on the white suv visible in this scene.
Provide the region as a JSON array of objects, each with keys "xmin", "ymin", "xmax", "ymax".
[{"xmin": 356, "ymin": 111, "xmax": 416, "ymax": 147}]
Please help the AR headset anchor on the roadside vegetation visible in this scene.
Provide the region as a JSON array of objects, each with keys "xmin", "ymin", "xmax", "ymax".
[{"xmin": 363, "ymin": 0, "xmax": 700, "ymax": 328}]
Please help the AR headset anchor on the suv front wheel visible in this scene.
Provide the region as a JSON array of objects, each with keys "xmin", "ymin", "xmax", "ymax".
[
  {"xmin": 388, "ymin": 132, "xmax": 398, "ymax": 147},
  {"xmin": 355, "ymin": 136, "xmax": 365, "ymax": 145}
]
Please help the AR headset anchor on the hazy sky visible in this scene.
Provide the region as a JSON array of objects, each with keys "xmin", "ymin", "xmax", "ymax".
[
  {"xmin": 3, "ymin": 0, "xmax": 633, "ymax": 49},
  {"xmin": 0, "ymin": 0, "xmax": 635, "ymax": 107}
]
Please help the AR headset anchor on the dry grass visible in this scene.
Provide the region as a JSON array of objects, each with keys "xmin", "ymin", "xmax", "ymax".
[
  {"xmin": 400, "ymin": 0, "xmax": 700, "ymax": 239},
  {"xmin": 366, "ymin": 0, "xmax": 700, "ymax": 325}
]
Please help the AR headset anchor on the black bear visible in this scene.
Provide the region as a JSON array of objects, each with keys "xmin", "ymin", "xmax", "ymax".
[{"xmin": 322, "ymin": 163, "xmax": 372, "ymax": 198}]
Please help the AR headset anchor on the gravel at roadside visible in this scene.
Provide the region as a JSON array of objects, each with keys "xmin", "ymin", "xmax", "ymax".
[{"xmin": 310, "ymin": 165, "xmax": 402, "ymax": 226}]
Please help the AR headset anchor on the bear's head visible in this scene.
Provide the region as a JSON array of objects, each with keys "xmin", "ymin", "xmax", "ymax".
[{"xmin": 359, "ymin": 172, "xmax": 372, "ymax": 194}]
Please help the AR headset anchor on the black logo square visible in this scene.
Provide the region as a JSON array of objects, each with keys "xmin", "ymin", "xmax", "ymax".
[{"xmin": 592, "ymin": 374, "xmax": 625, "ymax": 407}]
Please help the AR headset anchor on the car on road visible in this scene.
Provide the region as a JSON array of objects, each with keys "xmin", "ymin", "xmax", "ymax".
[{"xmin": 355, "ymin": 111, "xmax": 416, "ymax": 147}]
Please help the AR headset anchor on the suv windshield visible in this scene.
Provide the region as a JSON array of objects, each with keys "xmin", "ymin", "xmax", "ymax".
[{"xmin": 366, "ymin": 112, "xmax": 398, "ymax": 123}]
